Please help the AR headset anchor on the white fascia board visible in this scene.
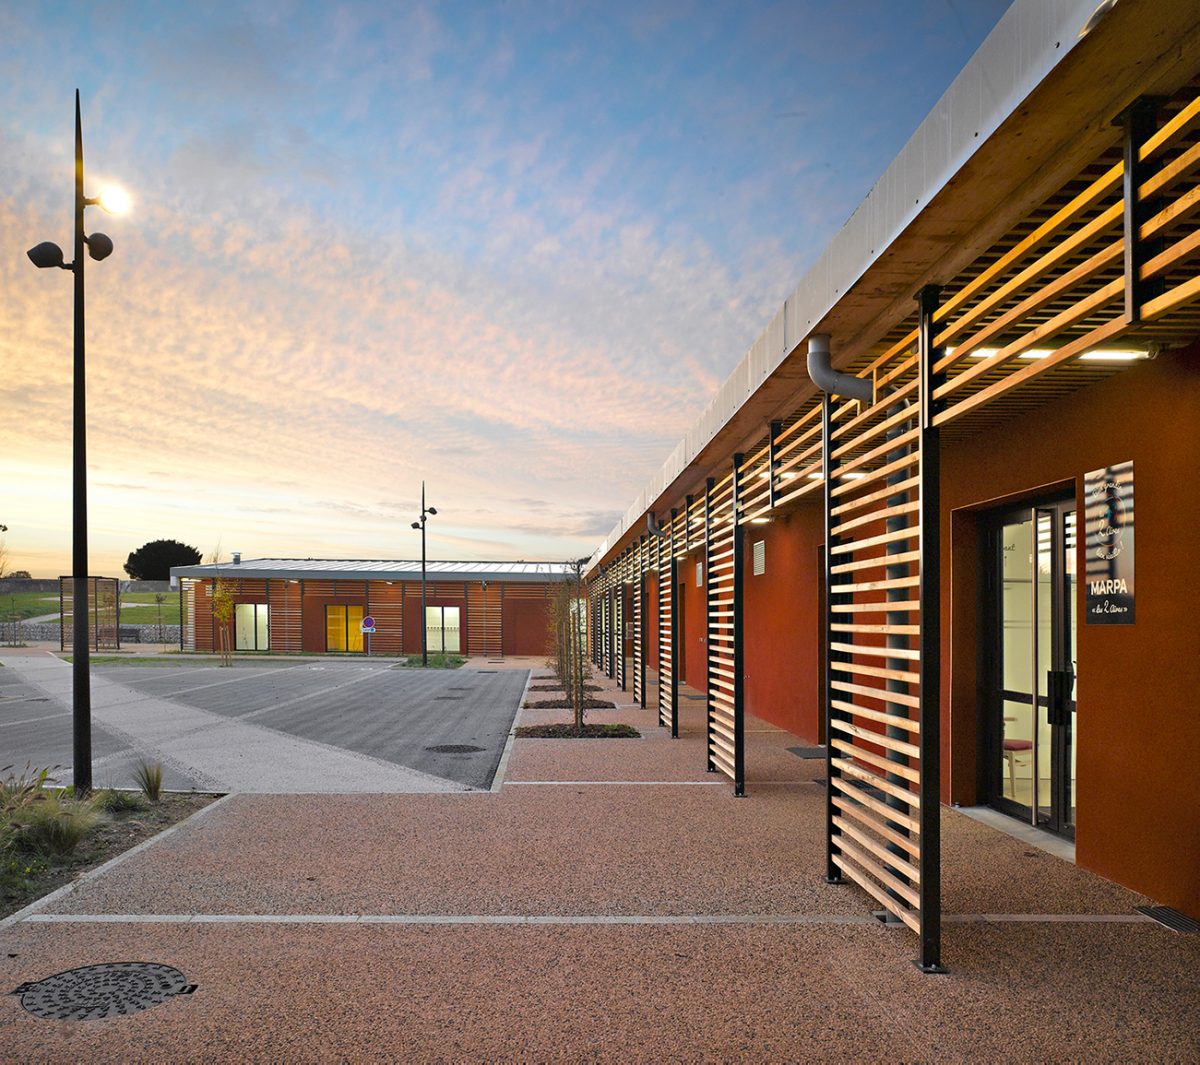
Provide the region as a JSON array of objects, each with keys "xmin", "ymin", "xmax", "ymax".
[{"xmin": 588, "ymin": 0, "xmax": 1101, "ymax": 572}]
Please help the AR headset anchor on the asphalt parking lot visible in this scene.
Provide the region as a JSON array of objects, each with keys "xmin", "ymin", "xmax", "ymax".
[{"xmin": 0, "ymin": 652, "xmax": 528, "ymax": 793}]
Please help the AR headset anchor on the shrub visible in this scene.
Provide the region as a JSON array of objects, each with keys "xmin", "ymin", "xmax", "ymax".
[
  {"xmin": 93, "ymin": 788, "xmax": 147, "ymax": 813},
  {"xmin": 133, "ymin": 761, "xmax": 163, "ymax": 802},
  {"xmin": 7, "ymin": 793, "xmax": 100, "ymax": 856},
  {"xmin": 404, "ymin": 653, "xmax": 465, "ymax": 668},
  {"xmin": 1, "ymin": 764, "xmax": 56, "ymax": 816}
]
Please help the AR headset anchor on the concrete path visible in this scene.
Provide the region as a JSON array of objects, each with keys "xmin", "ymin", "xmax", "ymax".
[
  {"xmin": 1, "ymin": 653, "xmax": 520, "ymax": 793},
  {"xmin": 1, "ymin": 662, "xmax": 1197, "ymax": 1060}
]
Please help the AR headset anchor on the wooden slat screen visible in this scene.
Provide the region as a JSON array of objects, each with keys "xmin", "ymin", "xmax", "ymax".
[
  {"xmin": 582, "ymin": 81, "xmax": 1200, "ymax": 972},
  {"xmin": 601, "ymin": 585, "xmax": 613, "ymax": 678},
  {"xmin": 823, "ymin": 325, "xmax": 928, "ymax": 937},
  {"xmin": 657, "ymin": 514, "xmax": 676, "ymax": 732},
  {"xmin": 466, "ymin": 581, "xmax": 502, "ymax": 659},
  {"xmin": 181, "ymin": 578, "xmax": 197, "ymax": 651},
  {"xmin": 614, "ymin": 574, "xmax": 626, "ymax": 690},
  {"xmin": 59, "ymin": 576, "xmax": 121, "ymax": 651},
  {"xmin": 919, "ymin": 88, "xmax": 1200, "ymax": 433},
  {"xmin": 632, "ymin": 537, "xmax": 645, "ymax": 707},
  {"xmin": 267, "ymin": 579, "xmax": 303, "ymax": 653},
  {"xmin": 705, "ymin": 461, "xmax": 743, "ymax": 792}
]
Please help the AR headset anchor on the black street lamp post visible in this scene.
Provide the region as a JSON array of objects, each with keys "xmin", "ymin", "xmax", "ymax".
[
  {"xmin": 410, "ymin": 481, "xmax": 437, "ymax": 666},
  {"xmin": 27, "ymin": 91, "xmax": 124, "ymax": 795}
]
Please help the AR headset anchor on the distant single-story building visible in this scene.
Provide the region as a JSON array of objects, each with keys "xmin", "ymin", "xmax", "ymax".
[{"xmin": 170, "ymin": 558, "xmax": 572, "ymax": 657}]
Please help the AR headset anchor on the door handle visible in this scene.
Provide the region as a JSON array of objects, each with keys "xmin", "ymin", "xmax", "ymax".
[{"xmin": 1046, "ymin": 670, "xmax": 1074, "ymax": 727}]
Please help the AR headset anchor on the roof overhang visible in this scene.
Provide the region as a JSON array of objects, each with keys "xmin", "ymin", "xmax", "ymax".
[
  {"xmin": 171, "ymin": 559, "xmax": 574, "ymax": 584},
  {"xmin": 588, "ymin": 0, "xmax": 1200, "ymax": 574}
]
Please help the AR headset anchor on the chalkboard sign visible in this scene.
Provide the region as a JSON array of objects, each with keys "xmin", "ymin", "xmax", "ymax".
[{"xmin": 1084, "ymin": 461, "xmax": 1135, "ymax": 625}]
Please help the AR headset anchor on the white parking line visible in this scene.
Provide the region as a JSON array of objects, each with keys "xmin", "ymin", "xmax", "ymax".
[
  {"xmin": 0, "ymin": 711, "xmax": 72, "ymax": 729},
  {"xmin": 505, "ymin": 780, "xmax": 727, "ymax": 786}
]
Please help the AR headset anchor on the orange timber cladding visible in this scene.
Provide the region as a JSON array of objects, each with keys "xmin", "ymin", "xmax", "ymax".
[
  {"xmin": 183, "ymin": 577, "xmax": 554, "ymax": 658},
  {"xmin": 587, "ymin": 77, "xmax": 1200, "ymax": 967}
]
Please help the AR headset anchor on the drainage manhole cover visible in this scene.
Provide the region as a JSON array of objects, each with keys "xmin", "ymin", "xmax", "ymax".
[
  {"xmin": 425, "ymin": 744, "xmax": 485, "ymax": 754},
  {"xmin": 12, "ymin": 963, "xmax": 196, "ymax": 1021},
  {"xmin": 433, "ymin": 696, "xmax": 463, "ymax": 701}
]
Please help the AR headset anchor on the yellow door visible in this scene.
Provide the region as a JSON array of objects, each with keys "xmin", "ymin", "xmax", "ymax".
[
  {"xmin": 347, "ymin": 606, "xmax": 364, "ymax": 653},
  {"xmin": 326, "ymin": 605, "xmax": 346, "ymax": 651}
]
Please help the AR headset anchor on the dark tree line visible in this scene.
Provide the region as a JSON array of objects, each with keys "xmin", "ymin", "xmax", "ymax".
[{"xmin": 123, "ymin": 539, "xmax": 201, "ymax": 580}]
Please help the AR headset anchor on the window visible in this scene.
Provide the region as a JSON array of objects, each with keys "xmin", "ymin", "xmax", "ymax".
[
  {"xmin": 695, "ymin": 561, "xmax": 703, "ymax": 587},
  {"xmin": 326, "ymin": 604, "xmax": 364, "ymax": 652},
  {"xmin": 424, "ymin": 606, "xmax": 462, "ymax": 655},
  {"xmin": 752, "ymin": 540, "xmax": 766, "ymax": 576},
  {"xmin": 234, "ymin": 603, "xmax": 269, "ymax": 650}
]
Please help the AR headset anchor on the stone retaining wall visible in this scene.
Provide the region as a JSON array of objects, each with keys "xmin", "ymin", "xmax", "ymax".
[
  {"xmin": 0, "ymin": 578, "xmax": 174, "ymax": 594},
  {"xmin": 9, "ymin": 622, "xmax": 182, "ymax": 645}
]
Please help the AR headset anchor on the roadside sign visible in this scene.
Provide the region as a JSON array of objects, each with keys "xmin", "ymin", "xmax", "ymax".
[{"xmin": 361, "ymin": 615, "xmax": 376, "ymax": 633}]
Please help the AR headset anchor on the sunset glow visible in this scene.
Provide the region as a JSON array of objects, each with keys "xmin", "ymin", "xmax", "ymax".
[{"xmin": 1, "ymin": 2, "xmax": 1008, "ymax": 577}]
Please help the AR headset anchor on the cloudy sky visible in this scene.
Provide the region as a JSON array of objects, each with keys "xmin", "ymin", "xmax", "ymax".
[{"xmin": 1, "ymin": 0, "xmax": 1009, "ymax": 577}]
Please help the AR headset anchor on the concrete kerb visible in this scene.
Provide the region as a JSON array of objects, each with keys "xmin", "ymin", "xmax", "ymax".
[
  {"xmin": 0, "ymin": 792, "xmax": 237, "ymax": 935},
  {"xmin": 490, "ymin": 667, "xmax": 534, "ymax": 792}
]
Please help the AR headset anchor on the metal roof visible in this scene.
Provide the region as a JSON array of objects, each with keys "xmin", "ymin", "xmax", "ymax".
[{"xmin": 171, "ymin": 559, "xmax": 574, "ymax": 583}]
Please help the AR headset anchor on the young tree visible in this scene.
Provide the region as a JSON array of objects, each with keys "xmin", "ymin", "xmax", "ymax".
[
  {"xmin": 211, "ymin": 578, "xmax": 235, "ymax": 666},
  {"xmin": 123, "ymin": 539, "xmax": 201, "ymax": 580},
  {"xmin": 547, "ymin": 558, "xmax": 590, "ymax": 734}
]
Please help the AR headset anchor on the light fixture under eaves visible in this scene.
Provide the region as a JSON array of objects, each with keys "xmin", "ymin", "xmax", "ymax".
[
  {"xmin": 950, "ymin": 344, "xmax": 1148, "ymax": 363},
  {"xmin": 1078, "ymin": 349, "xmax": 1149, "ymax": 362}
]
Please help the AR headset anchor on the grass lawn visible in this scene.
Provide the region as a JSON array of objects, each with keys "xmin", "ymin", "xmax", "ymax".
[
  {"xmin": 12, "ymin": 590, "xmax": 184, "ymax": 626},
  {"xmin": 0, "ymin": 591, "xmax": 65, "ymax": 621}
]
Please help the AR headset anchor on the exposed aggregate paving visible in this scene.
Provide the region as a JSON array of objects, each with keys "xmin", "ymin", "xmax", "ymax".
[{"xmin": 1, "ymin": 655, "xmax": 1196, "ymax": 1060}]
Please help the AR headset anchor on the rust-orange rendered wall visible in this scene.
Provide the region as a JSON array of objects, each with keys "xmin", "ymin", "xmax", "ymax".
[
  {"xmin": 941, "ymin": 346, "xmax": 1200, "ymax": 918},
  {"xmin": 742, "ymin": 504, "xmax": 824, "ymax": 744},
  {"xmin": 681, "ymin": 547, "xmax": 707, "ymax": 693}
]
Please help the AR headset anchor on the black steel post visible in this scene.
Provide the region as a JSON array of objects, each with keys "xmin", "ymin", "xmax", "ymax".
[
  {"xmin": 419, "ymin": 480, "xmax": 429, "ymax": 667},
  {"xmin": 731, "ymin": 454, "xmax": 746, "ymax": 797},
  {"xmin": 1116, "ymin": 97, "xmax": 1163, "ymax": 324},
  {"xmin": 71, "ymin": 92, "xmax": 92, "ymax": 795},
  {"xmin": 823, "ymin": 394, "xmax": 843, "ymax": 884},
  {"xmin": 916, "ymin": 283, "xmax": 947, "ymax": 974}
]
